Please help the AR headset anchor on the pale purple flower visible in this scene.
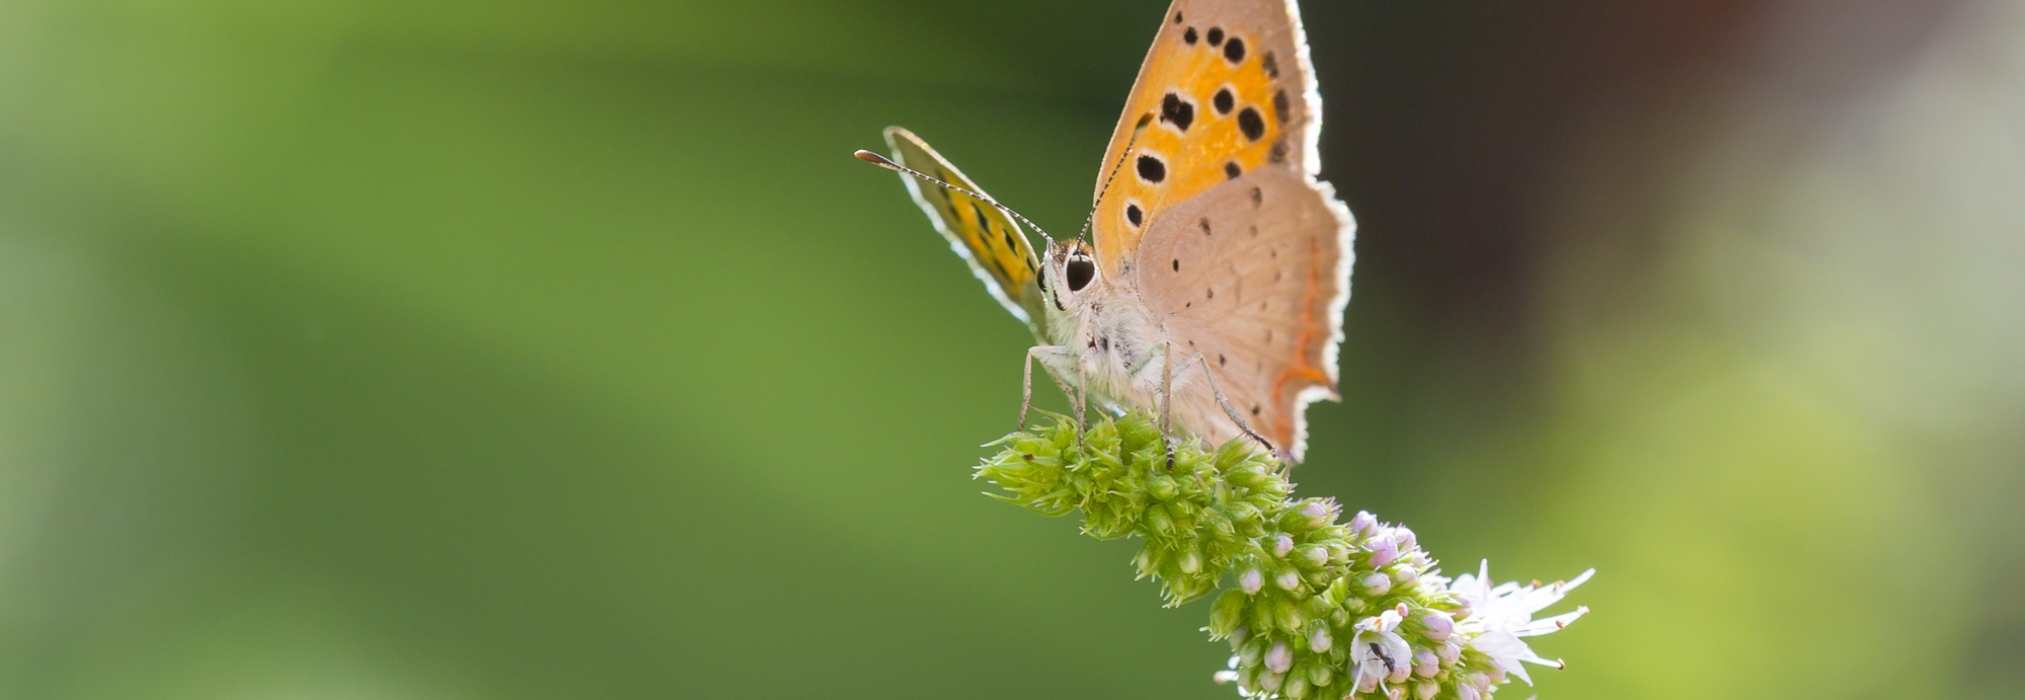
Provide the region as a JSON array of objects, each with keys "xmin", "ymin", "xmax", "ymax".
[
  {"xmin": 1420, "ymin": 611, "xmax": 1454, "ymax": 640},
  {"xmin": 1265, "ymin": 641, "xmax": 1293, "ymax": 673},
  {"xmin": 1368, "ymin": 535, "xmax": 1400, "ymax": 567},
  {"xmin": 1349, "ymin": 510, "xmax": 1378, "ymax": 535},
  {"xmin": 1362, "ymin": 572, "xmax": 1393, "ymax": 596},
  {"xmin": 1309, "ymin": 626, "xmax": 1333, "ymax": 653},
  {"xmin": 1238, "ymin": 568, "xmax": 1264, "ymax": 595}
]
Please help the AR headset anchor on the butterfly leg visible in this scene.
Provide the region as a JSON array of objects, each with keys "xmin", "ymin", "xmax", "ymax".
[
  {"xmin": 1019, "ymin": 345, "xmax": 1079, "ymax": 432},
  {"xmin": 1160, "ymin": 343, "xmax": 1175, "ymax": 470},
  {"xmin": 1123, "ymin": 342, "xmax": 1180, "ymax": 469}
]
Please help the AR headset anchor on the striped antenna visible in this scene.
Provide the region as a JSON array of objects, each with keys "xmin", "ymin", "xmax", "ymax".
[
  {"xmin": 1078, "ymin": 117, "xmax": 1151, "ymax": 242},
  {"xmin": 854, "ymin": 150, "xmax": 1056, "ymax": 247}
]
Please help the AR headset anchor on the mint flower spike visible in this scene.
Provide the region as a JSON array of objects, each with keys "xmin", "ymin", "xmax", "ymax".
[{"xmin": 974, "ymin": 411, "xmax": 1593, "ymax": 700}]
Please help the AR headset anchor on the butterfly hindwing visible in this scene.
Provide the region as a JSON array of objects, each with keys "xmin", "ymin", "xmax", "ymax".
[
  {"xmin": 1091, "ymin": 0, "xmax": 1322, "ymax": 277},
  {"xmin": 883, "ymin": 126, "xmax": 1047, "ymax": 333},
  {"xmin": 1135, "ymin": 167, "xmax": 1351, "ymax": 461}
]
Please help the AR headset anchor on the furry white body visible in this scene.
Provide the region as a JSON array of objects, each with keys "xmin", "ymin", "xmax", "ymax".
[{"xmin": 1033, "ymin": 244, "xmax": 1253, "ymax": 451}]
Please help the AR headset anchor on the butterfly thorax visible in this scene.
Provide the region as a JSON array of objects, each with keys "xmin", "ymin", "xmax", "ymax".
[{"xmin": 1036, "ymin": 243, "xmax": 1173, "ymax": 417}]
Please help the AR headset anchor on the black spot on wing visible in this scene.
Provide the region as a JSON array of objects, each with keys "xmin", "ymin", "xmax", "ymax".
[
  {"xmin": 1218, "ymin": 353, "xmax": 1226, "ymax": 367},
  {"xmin": 1250, "ymin": 188, "xmax": 1263, "ymax": 207},
  {"xmin": 1269, "ymin": 139, "xmax": 1288, "ymax": 164},
  {"xmin": 970, "ymin": 201, "xmax": 992, "ymax": 232},
  {"xmin": 1263, "ymin": 52, "xmax": 1280, "ymax": 79},
  {"xmin": 1160, "ymin": 93, "xmax": 1195, "ymax": 132},
  {"xmin": 1184, "ymin": 27, "xmax": 1198, "ymax": 45},
  {"xmin": 1223, "ymin": 37, "xmax": 1246, "ymax": 63},
  {"xmin": 1225, "ymin": 161, "xmax": 1242, "ymax": 180},
  {"xmin": 1173, "ymin": 11, "xmax": 1182, "ymax": 24},
  {"xmin": 1237, "ymin": 108, "xmax": 1266, "ymax": 141},
  {"xmin": 1207, "ymin": 27, "xmax": 1224, "ymax": 46},
  {"xmin": 1126, "ymin": 203, "xmax": 1143, "ymax": 227},
  {"xmin": 1137, "ymin": 155, "xmax": 1167, "ymax": 183},
  {"xmin": 1213, "ymin": 88, "xmax": 1234, "ymax": 115},
  {"xmin": 1273, "ymin": 90, "xmax": 1290, "ymax": 124},
  {"xmin": 1199, "ymin": 217, "xmax": 1212, "ymax": 236},
  {"xmin": 1172, "ymin": 259, "xmax": 1180, "ymax": 272}
]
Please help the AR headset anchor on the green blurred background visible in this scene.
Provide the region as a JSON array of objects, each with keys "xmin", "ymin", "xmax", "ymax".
[{"xmin": 2, "ymin": 0, "xmax": 2021, "ymax": 698}]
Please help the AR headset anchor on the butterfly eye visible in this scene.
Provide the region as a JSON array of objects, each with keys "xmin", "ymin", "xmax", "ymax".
[{"xmin": 1065, "ymin": 257, "xmax": 1097, "ymax": 293}]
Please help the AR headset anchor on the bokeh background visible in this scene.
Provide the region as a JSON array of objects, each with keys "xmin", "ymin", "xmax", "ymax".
[{"xmin": 2, "ymin": 0, "xmax": 2021, "ymax": 698}]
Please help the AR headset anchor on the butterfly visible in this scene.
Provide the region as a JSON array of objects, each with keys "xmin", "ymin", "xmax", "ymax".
[{"xmin": 859, "ymin": 0, "xmax": 1353, "ymax": 461}]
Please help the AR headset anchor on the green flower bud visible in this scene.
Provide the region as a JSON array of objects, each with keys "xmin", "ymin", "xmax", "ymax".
[
  {"xmin": 1275, "ymin": 596, "xmax": 1305, "ymax": 633},
  {"xmin": 1147, "ymin": 474, "xmax": 1179, "ymax": 501},
  {"xmin": 1283, "ymin": 673, "xmax": 1311, "ymax": 699},
  {"xmin": 1144, "ymin": 505, "xmax": 1174, "ymax": 535},
  {"xmin": 1210, "ymin": 590, "xmax": 1248, "ymax": 636},
  {"xmin": 1308, "ymin": 660, "xmax": 1334, "ymax": 688}
]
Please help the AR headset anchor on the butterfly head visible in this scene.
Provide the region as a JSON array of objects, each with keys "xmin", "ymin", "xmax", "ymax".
[{"xmin": 1038, "ymin": 239, "xmax": 1102, "ymax": 313}]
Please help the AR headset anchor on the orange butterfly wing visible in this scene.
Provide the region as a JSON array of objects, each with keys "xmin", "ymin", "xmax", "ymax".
[
  {"xmin": 1090, "ymin": 0, "xmax": 1321, "ymax": 276},
  {"xmin": 1094, "ymin": 0, "xmax": 1352, "ymax": 460}
]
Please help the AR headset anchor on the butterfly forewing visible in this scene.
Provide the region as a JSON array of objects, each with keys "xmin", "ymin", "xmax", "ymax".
[
  {"xmin": 1091, "ymin": 0, "xmax": 1322, "ymax": 277},
  {"xmin": 883, "ymin": 127, "xmax": 1047, "ymax": 331}
]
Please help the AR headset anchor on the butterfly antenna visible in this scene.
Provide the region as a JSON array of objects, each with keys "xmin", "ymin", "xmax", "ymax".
[
  {"xmin": 854, "ymin": 150, "xmax": 1056, "ymax": 247},
  {"xmin": 1078, "ymin": 124, "xmax": 1148, "ymax": 243}
]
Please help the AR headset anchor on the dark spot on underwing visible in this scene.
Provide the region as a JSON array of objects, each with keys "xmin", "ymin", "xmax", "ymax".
[
  {"xmin": 1172, "ymin": 258, "xmax": 1179, "ymax": 272},
  {"xmin": 1126, "ymin": 203, "xmax": 1143, "ymax": 226},
  {"xmin": 1223, "ymin": 38, "xmax": 1246, "ymax": 63},
  {"xmin": 1266, "ymin": 329, "xmax": 1274, "ymax": 343},
  {"xmin": 1250, "ymin": 188, "xmax": 1263, "ymax": 207},
  {"xmin": 1263, "ymin": 52, "xmax": 1280, "ymax": 79},
  {"xmin": 1199, "ymin": 217, "xmax": 1212, "ymax": 236},
  {"xmin": 1237, "ymin": 108, "xmax": 1266, "ymax": 141},
  {"xmin": 1225, "ymin": 161, "xmax": 1241, "ymax": 180},
  {"xmin": 1274, "ymin": 269, "xmax": 1282, "ymax": 281},
  {"xmin": 1174, "ymin": 11, "xmax": 1182, "ymax": 24},
  {"xmin": 1249, "ymin": 225, "xmax": 1260, "ymax": 238},
  {"xmin": 1218, "ymin": 353, "xmax": 1226, "ymax": 366},
  {"xmin": 1183, "ymin": 27, "xmax": 1198, "ymax": 44},
  {"xmin": 1269, "ymin": 139, "xmax": 1288, "ymax": 163},
  {"xmin": 1273, "ymin": 90, "xmax": 1290, "ymax": 124},
  {"xmin": 1251, "ymin": 404, "xmax": 1262, "ymax": 416},
  {"xmin": 1137, "ymin": 155, "xmax": 1167, "ymax": 183},
  {"xmin": 1207, "ymin": 27, "xmax": 1224, "ymax": 46},
  {"xmin": 1003, "ymin": 230, "xmax": 1017, "ymax": 249},
  {"xmin": 1160, "ymin": 92, "xmax": 1194, "ymax": 132},
  {"xmin": 1213, "ymin": 88, "xmax": 1234, "ymax": 115},
  {"xmin": 1100, "ymin": 336, "xmax": 1109, "ymax": 352},
  {"xmin": 1206, "ymin": 287, "xmax": 1215, "ymax": 299}
]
